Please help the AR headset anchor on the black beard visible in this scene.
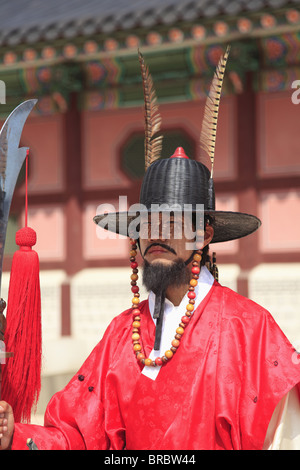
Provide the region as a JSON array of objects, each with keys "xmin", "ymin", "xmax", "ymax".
[{"xmin": 142, "ymin": 258, "xmax": 190, "ymax": 296}]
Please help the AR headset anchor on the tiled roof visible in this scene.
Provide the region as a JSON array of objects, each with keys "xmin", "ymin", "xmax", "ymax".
[{"xmin": 0, "ymin": 0, "xmax": 299, "ymax": 46}]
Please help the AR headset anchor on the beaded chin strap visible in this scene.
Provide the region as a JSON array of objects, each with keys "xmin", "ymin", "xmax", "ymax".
[{"xmin": 129, "ymin": 238, "xmax": 202, "ymax": 368}]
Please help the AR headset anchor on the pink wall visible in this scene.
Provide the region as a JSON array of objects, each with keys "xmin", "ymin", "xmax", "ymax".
[
  {"xmin": 81, "ymin": 96, "xmax": 237, "ymax": 190},
  {"xmin": 21, "ymin": 114, "xmax": 65, "ymax": 193},
  {"xmin": 3, "ymin": 89, "xmax": 299, "ymax": 267},
  {"xmin": 257, "ymin": 91, "xmax": 300, "ymax": 177},
  {"xmin": 256, "ymin": 91, "xmax": 300, "ymax": 253}
]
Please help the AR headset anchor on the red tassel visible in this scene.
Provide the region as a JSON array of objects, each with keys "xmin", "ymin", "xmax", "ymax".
[{"xmin": 2, "ymin": 226, "xmax": 42, "ymax": 423}]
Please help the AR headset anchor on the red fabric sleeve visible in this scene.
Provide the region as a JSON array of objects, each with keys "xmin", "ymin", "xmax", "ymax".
[
  {"xmin": 215, "ymin": 284, "xmax": 300, "ymax": 449},
  {"xmin": 11, "ymin": 306, "xmax": 136, "ymax": 450}
]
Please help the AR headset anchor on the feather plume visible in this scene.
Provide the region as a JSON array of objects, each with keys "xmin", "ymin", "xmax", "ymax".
[
  {"xmin": 200, "ymin": 45, "xmax": 230, "ymax": 178},
  {"xmin": 138, "ymin": 50, "xmax": 163, "ymax": 171}
]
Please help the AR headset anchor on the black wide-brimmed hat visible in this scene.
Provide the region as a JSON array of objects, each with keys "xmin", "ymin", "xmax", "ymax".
[
  {"xmin": 94, "ymin": 147, "xmax": 260, "ymax": 243},
  {"xmin": 94, "ymin": 48, "xmax": 261, "ymax": 243}
]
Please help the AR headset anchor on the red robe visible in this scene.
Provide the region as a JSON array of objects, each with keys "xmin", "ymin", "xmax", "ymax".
[{"xmin": 12, "ymin": 281, "xmax": 300, "ymax": 450}]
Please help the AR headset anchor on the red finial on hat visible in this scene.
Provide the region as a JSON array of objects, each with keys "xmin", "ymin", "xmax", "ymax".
[{"xmin": 170, "ymin": 147, "xmax": 189, "ymax": 159}]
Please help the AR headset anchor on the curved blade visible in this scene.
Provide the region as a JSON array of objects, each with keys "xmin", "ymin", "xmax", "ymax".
[
  {"xmin": 0, "ymin": 99, "xmax": 37, "ymax": 201},
  {"xmin": 0, "ymin": 99, "xmax": 37, "ymax": 290}
]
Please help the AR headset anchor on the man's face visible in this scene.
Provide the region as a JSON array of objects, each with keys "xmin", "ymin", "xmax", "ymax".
[{"xmin": 139, "ymin": 213, "xmax": 213, "ymax": 267}]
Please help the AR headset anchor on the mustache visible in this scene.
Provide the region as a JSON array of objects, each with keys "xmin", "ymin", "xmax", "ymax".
[{"xmin": 143, "ymin": 242, "xmax": 177, "ymax": 257}]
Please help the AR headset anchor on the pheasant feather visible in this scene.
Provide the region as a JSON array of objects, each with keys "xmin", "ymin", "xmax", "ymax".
[
  {"xmin": 138, "ymin": 51, "xmax": 163, "ymax": 171},
  {"xmin": 200, "ymin": 45, "xmax": 230, "ymax": 178}
]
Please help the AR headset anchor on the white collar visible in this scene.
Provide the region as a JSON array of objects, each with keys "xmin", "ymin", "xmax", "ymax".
[
  {"xmin": 142, "ymin": 266, "xmax": 214, "ymax": 381},
  {"xmin": 148, "ymin": 265, "xmax": 214, "ymax": 320}
]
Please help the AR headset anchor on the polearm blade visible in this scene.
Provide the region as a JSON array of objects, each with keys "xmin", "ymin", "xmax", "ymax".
[{"xmin": 0, "ymin": 99, "xmax": 37, "ymax": 293}]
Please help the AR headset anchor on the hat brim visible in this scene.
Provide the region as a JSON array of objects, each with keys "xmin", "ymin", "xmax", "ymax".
[{"xmin": 93, "ymin": 210, "xmax": 261, "ymax": 244}]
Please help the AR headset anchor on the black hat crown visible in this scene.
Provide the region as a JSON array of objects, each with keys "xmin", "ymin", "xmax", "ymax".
[{"xmin": 140, "ymin": 147, "xmax": 213, "ymax": 211}]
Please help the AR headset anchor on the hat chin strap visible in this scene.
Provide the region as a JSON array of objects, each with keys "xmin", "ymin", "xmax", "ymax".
[
  {"xmin": 184, "ymin": 250, "xmax": 197, "ymax": 267},
  {"xmin": 153, "ymin": 291, "xmax": 166, "ymax": 350}
]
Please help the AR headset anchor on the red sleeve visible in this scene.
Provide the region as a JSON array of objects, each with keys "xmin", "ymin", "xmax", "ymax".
[
  {"xmin": 215, "ymin": 285, "xmax": 300, "ymax": 450},
  {"xmin": 11, "ymin": 307, "xmax": 135, "ymax": 450},
  {"xmin": 11, "ymin": 343, "xmax": 107, "ymax": 450}
]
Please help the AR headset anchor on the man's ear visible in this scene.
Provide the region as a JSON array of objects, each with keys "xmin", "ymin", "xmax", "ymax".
[{"xmin": 203, "ymin": 225, "xmax": 214, "ymax": 247}]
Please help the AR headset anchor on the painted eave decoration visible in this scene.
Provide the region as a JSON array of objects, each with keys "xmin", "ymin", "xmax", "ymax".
[{"xmin": 0, "ymin": 0, "xmax": 299, "ymax": 114}]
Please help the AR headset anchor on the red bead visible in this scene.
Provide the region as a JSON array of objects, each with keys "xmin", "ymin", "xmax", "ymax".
[
  {"xmin": 131, "ymin": 261, "xmax": 138, "ymax": 269},
  {"xmin": 132, "ymin": 308, "xmax": 141, "ymax": 316},
  {"xmin": 155, "ymin": 357, "xmax": 163, "ymax": 366},
  {"xmin": 191, "ymin": 266, "xmax": 200, "ymax": 274},
  {"xmin": 187, "ymin": 291, "xmax": 196, "ymax": 299},
  {"xmin": 181, "ymin": 316, "xmax": 190, "ymax": 324},
  {"xmin": 131, "ymin": 285, "xmax": 139, "ymax": 294}
]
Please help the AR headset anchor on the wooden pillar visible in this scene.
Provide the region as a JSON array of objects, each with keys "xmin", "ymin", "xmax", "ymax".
[
  {"xmin": 64, "ymin": 92, "xmax": 83, "ymax": 276},
  {"xmin": 236, "ymin": 72, "xmax": 261, "ymax": 297},
  {"xmin": 61, "ymin": 92, "xmax": 83, "ymax": 336},
  {"xmin": 61, "ymin": 282, "xmax": 71, "ymax": 336}
]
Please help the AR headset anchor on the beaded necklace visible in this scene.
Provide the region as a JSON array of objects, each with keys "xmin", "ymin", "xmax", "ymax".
[{"xmin": 129, "ymin": 238, "xmax": 202, "ymax": 367}]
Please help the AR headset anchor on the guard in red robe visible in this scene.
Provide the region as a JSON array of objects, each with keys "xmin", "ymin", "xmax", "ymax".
[
  {"xmin": 10, "ymin": 277, "xmax": 300, "ymax": 450},
  {"xmin": 1, "ymin": 48, "xmax": 300, "ymax": 451}
]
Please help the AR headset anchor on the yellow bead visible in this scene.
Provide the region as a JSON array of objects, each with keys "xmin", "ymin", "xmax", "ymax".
[
  {"xmin": 132, "ymin": 297, "xmax": 140, "ymax": 305},
  {"xmin": 176, "ymin": 327, "xmax": 184, "ymax": 335},
  {"xmin": 144, "ymin": 358, "xmax": 152, "ymax": 366},
  {"xmin": 132, "ymin": 333, "xmax": 140, "ymax": 341},
  {"xmin": 186, "ymin": 303, "xmax": 194, "ymax": 312},
  {"xmin": 131, "ymin": 274, "xmax": 138, "ymax": 281},
  {"xmin": 193, "ymin": 253, "xmax": 202, "ymax": 262},
  {"xmin": 165, "ymin": 350, "xmax": 173, "ymax": 359},
  {"xmin": 133, "ymin": 344, "xmax": 142, "ymax": 352},
  {"xmin": 132, "ymin": 321, "xmax": 141, "ymax": 328},
  {"xmin": 190, "ymin": 279, "xmax": 198, "ymax": 287}
]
